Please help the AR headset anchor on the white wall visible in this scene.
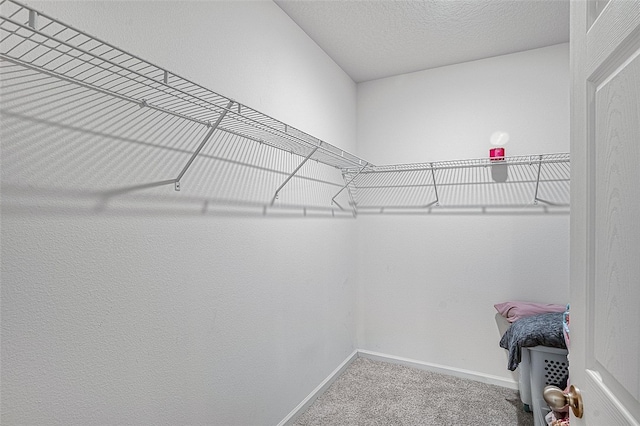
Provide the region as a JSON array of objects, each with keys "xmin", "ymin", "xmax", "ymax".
[
  {"xmin": 355, "ymin": 44, "xmax": 570, "ymax": 381},
  {"xmin": 1, "ymin": 1, "xmax": 357, "ymax": 425},
  {"xmin": 357, "ymin": 44, "xmax": 570, "ymax": 164}
]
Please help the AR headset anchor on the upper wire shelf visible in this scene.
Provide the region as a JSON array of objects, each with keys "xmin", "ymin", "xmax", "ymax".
[
  {"xmin": 0, "ymin": 0, "xmax": 368, "ymax": 172},
  {"xmin": 0, "ymin": 0, "xmax": 570, "ymax": 215}
]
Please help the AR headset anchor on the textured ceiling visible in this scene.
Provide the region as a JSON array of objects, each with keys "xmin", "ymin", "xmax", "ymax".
[{"xmin": 275, "ymin": 0, "xmax": 570, "ymax": 83}]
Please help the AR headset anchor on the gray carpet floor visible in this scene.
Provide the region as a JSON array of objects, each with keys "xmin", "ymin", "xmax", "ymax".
[{"xmin": 294, "ymin": 357, "xmax": 533, "ymax": 426}]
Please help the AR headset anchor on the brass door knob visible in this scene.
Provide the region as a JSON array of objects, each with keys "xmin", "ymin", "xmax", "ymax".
[{"xmin": 543, "ymin": 384, "xmax": 584, "ymax": 418}]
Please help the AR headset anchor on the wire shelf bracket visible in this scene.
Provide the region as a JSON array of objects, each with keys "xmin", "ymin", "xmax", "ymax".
[
  {"xmin": 532, "ymin": 155, "xmax": 544, "ymax": 205},
  {"xmin": 270, "ymin": 145, "xmax": 320, "ymax": 206},
  {"xmin": 334, "ymin": 163, "xmax": 369, "ymax": 216},
  {"xmin": 428, "ymin": 163, "xmax": 439, "ymax": 208},
  {"xmin": 174, "ymin": 100, "xmax": 234, "ymax": 191}
]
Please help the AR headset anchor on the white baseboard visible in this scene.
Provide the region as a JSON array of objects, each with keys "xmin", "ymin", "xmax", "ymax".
[
  {"xmin": 357, "ymin": 349, "xmax": 518, "ymax": 390},
  {"xmin": 277, "ymin": 349, "xmax": 359, "ymax": 426},
  {"xmin": 278, "ymin": 348, "xmax": 518, "ymax": 425}
]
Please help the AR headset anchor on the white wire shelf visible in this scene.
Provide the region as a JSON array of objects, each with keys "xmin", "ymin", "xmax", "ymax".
[
  {"xmin": 342, "ymin": 154, "xmax": 570, "ymax": 211},
  {"xmin": 0, "ymin": 0, "xmax": 368, "ymax": 172},
  {"xmin": 347, "ymin": 153, "xmax": 570, "ymax": 173},
  {"xmin": 0, "ymin": 0, "xmax": 570, "ymax": 215}
]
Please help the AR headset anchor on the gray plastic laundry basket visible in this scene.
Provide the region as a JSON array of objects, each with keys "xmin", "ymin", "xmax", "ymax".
[{"xmin": 527, "ymin": 346, "xmax": 569, "ymax": 426}]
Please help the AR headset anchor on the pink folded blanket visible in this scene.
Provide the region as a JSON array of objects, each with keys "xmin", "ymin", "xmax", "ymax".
[{"xmin": 495, "ymin": 301, "xmax": 566, "ymax": 323}]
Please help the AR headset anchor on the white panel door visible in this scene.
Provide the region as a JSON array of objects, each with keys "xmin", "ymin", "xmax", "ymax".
[{"xmin": 570, "ymin": 1, "xmax": 640, "ymax": 425}]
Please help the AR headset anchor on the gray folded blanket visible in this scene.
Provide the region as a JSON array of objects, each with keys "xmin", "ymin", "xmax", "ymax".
[{"xmin": 499, "ymin": 312, "xmax": 566, "ymax": 371}]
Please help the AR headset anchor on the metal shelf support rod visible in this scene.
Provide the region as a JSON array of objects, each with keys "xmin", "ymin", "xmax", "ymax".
[
  {"xmin": 430, "ymin": 163, "xmax": 440, "ymax": 206},
  {"xmin": 270, "ymin": 145, "xmax": 320, "ymax": 206},
  {"xmin": 533, "ymin": 154, "xmax": 543, "ymax": 204},
  {"xmin": 332, "ymin": 163, "xmax": 368, "ymax": 206},
  {"xmin": 175, "ymin": 100, "xmax": 234, "ymax": 190}
]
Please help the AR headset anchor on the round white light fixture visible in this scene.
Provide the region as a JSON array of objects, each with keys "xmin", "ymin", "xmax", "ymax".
[{"xmin": 490, "ymin": 131, "xmax": 510, "ymax": 146}]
